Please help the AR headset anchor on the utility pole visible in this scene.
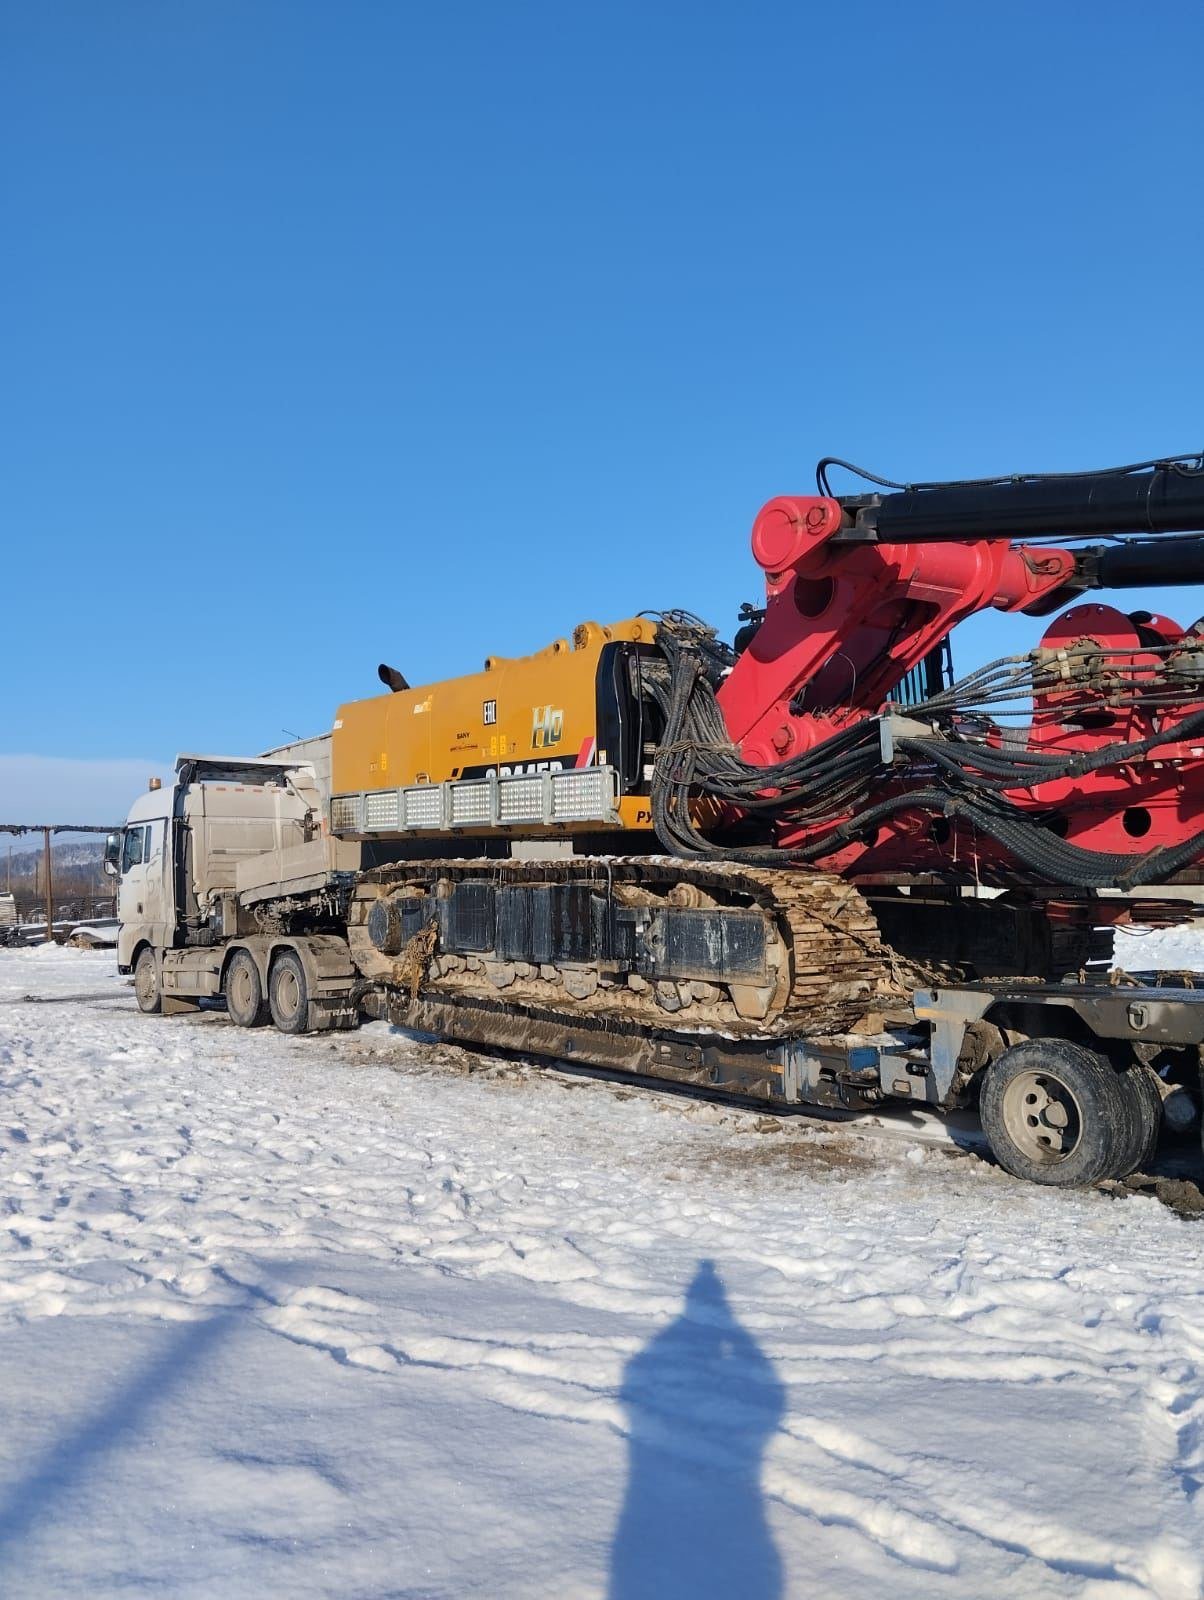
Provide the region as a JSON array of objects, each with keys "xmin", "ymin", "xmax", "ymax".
[{"xmin": 42, "ymin": 827, "xmax": 53, "ymax": 942}]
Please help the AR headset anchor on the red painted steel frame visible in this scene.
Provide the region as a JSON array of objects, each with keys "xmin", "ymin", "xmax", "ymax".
[{"xmin": 715, "ymin": 494, "xmax": 1204, "ymax": 880}]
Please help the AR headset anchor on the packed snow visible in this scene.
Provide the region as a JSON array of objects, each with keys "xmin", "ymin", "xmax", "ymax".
[{"xmin": 1, "ymin": 944, "xmax": 1203, "ymax": 1599}]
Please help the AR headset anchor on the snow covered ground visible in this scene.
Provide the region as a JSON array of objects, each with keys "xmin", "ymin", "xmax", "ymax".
[{"xmin": 1, "ymin": 946, "xmax": 1203, "ymax": 1600}]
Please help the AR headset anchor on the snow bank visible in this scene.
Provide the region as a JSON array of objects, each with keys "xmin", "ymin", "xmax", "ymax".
[
  {"xmin": 0, "ymin": 946, "xmax": 1202, "ymax": 1598},
  {"xmin": 1115, "ymin": 922, "xmax": 1204, "ymax": 975}
]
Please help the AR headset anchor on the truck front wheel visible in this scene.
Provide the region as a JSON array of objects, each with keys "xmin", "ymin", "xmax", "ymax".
[
  {"xmin": 269, "ymin": 949, "xmax": 311, "ymax": 1035},
  {"xmin": 225, "ymin": 950, "xmax": 268, "ymax": 1028},
  {"xmin": 980, "ymin": 1039, "xmax": 1139, "ymax": 1187},
  {"xmin": 134, "ymin": 947, "xmax": 162, "ymax": 1014}
]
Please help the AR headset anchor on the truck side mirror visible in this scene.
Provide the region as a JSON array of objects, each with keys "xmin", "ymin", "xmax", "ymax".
[{"xmin": 102, "ymin": 832, "xmax": 121, "ymax": 878}]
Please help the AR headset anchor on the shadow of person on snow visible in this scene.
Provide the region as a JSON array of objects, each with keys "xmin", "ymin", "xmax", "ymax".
[
  {"xmin": 0, "ymin": 1307, "xmax": 238, "ymax": 1570},
  {"xmin": 609, "ymin": 1258, "xmax": 785, "ymax": 1600}
]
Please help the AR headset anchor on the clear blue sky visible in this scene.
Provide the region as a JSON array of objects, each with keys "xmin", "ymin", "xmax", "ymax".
[{"xmin": 4, "ymin": 1, "xmax": 1204, "ymax": 814}]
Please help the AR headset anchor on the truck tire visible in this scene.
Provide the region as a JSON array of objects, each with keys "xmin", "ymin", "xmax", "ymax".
[
  {"xmin": 980, "ymin": 1039, "xmax": 1139, "ymax": 1187},
  {"xmin": 225, "ymin": 949, "xmax": 268, "ymax": 1028},
  {"xmin": 269, "ymin": 949, "xmax": 311, "ymax": 1035},
  {"xmin": 134, "ymin": 947, "xmax": 162, "ymax": 1014},
  {"xmin": 1115, "ymin": 1063, "xmax": 1162, "ymax": 1178}
]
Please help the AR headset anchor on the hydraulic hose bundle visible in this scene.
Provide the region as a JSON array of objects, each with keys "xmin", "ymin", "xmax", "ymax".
[
  {"xmin": 643, "ymin": 614, "xmax": 884, "ymax": 864},
  {"xmin": 643, "ymin": 614, "xmax": 1204, "ymax": 889}
]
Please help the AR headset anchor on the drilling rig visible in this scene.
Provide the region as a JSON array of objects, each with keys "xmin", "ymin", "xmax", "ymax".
[{"xmin": 113, "ymin": 451, "xmax": 1204, "ymax": 1187}]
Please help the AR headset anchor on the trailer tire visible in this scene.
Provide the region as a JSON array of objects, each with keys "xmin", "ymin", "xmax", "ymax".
[
  {"xmin": 133, "ymin": 947, "xmax": 162, "ymax": 1014},
  {"xmin": 225, "ymin": 950, "xmax": 268, "ymax": 1028},
  {"xmin": 1115, "ymin": 1063, "xmax": 1163, "ymax": 1178},
  {"xmin": 980, "ymin": 1039, "xmax": 1138, "ymax": 1187},
  {"xmin": 269, "ymin": 949, "xmax": 311, "ymax": 1035}
]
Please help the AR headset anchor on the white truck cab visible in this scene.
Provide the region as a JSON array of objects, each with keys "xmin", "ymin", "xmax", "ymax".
[
  {"xmin": 110, "ymin": 785, "xmax": 173, "ymax": 963},
  {"xmin": 107, "ymin": 755, "xmax": 359, "ymax": 1026}
]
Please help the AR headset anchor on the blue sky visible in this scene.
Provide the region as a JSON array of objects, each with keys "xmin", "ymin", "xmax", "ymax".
[{"xmin": 4, "ymin": 1, "xmax": 1204, "ymax": 817}]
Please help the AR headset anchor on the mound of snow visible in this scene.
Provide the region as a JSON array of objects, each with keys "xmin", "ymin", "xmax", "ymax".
[{"xmin": 1114, "ymin": 923, "xmax": 1204, "ymax": 974}]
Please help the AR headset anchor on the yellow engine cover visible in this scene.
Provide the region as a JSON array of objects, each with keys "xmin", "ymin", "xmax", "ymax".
[{"xmin": 332, "ymin": 618, "xmax": 658, "ymax": 836}]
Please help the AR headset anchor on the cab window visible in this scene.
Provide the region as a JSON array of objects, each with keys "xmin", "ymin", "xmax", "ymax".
[{"xmin": 121, "ymin": 825, "xmax": 149, "ymax": 872}]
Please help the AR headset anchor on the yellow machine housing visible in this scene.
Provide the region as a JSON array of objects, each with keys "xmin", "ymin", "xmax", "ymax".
[{"xmin": 331, "ymin": 619, "xmax": 661, "ymax": 840}]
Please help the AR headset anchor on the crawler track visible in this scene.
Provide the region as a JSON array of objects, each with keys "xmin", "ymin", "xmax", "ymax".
[{"xmin": 347, "ymin": 856, "xmax": 914, "ymax": 1043}]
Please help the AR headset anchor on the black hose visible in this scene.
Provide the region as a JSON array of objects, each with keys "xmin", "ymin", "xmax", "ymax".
[{"xmin": 644, "ymin": 614, "xmax": 1204, "ymax": 888}]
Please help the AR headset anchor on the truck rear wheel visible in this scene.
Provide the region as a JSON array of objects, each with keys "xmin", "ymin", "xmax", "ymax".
[
  {"xmin": 980, "ymin": 1039, "xmax": 1138, "ymax": 1187},
  {"xmin": 225, "ymin": 950, "xmax": 268, "ymax": 1028},
  {"xmin": 1115, "ymin": 1063, "xmax": 1162, "ymax": 1178},
  {"xmin": 134, "ymin": 947, "xmax": 162, "ymax": 1014},
  {"xmin": 269, "ymin": 949, "xmax": 311, "ymax": 1035}
]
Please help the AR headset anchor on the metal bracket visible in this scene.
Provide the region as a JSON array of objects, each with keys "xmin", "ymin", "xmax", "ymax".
[{"xmin": 912, "ymin": 987, "xmax": 993, "ymax": 1103}]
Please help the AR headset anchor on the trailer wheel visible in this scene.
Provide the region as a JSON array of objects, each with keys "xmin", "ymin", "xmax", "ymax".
[
  {"xmin": 1114, "ymin": 1063, "xmax": 1162, "ymax": 1178},
  {"xmin": 269, "ymin": 949, "xmax": 311, "ymax": 1035},
  {"xmin": 980, "ymin": 1039, "xmax": 1138, "ymax": 1187},
  {"xmin": 133, "ymin": 947, "xmax": 162, "ymax": 1014},
  {"xmin": 225, "ymin": 950, "xmax": 268, "ymax": 1028}
]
